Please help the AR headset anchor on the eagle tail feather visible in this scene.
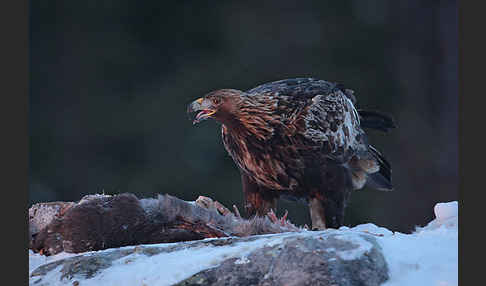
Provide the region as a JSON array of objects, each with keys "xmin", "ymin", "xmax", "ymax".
[
  {"xmin": 365, "ymin": 145, "xmax": 393, "ymax": 191},
  {"xmin": 358, "ymin": 109, "xmax": 397, "ymax": 133}
]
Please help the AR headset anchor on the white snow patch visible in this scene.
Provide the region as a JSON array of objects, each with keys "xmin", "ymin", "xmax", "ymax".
[
  {"xmin": 29, "ymin": 250, "xmax": 77, "ymax": 276},
  {"xmin": 379, "ymin": 201, "xmax": 458, "ymax": 286},
  {"xmin": 334, "ymin": 201, "xmax": 457, "ymax": 285},
  {"xmin": 435, "ymin": 201, "xmax": 458, "ymax": 220},
  {"xmin": 32, "ymin": 265, "xmax": 65, "ymax": 284},
  {"xmin": 342, "ymin": 223, "xmax": 394, "ymax": 237},
  {"xmin": 333, "ymin": 233, "xmax": 373, "ymax": 260},
  {"xmin": 234, "ymin": 256, "xmax": 250, "ymax": 264}
]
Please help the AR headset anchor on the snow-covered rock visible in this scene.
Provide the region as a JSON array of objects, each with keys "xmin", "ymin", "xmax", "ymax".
[
  {"xmin": 29, "ymin": 201, "xmax": 458, "ymax": 286},
  {"xmin": 29, "ymin": 231, "xmax": 388, "ymax": 286}
]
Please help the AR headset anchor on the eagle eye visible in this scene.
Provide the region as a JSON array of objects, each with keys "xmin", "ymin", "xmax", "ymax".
[{"xmin": 212, "ymin": 97, "xmax": 222, "ymax": 105}]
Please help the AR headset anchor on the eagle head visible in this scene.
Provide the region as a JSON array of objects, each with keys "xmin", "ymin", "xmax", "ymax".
[{"xmin": 187, "ymin": 89, "xmax": 244, "ymax": 125}]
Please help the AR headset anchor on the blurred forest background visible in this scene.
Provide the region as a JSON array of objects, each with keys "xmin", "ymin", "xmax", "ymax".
[{"xmin": 29, "ymin": 0, "xmax": 458, "ymax": 233}]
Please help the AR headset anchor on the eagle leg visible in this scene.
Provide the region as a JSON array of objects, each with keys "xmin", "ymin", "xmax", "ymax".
[
  {"xmin": 241, "ymin": 172, "xmax": 278, "ymax": 217},
  {"xmin": 309, "ymin": 194, "xmax": 348, "ymax": 230},
  {"xmin": 310, "ymin": 165, "xmax": 353, "ymax": 230},
  {"xmin": 309, "ymin": 196, "xmax": 327, "ymax": 230},
  {"xmin": 323, "ymin": 197, "xmax": 347, "ymax": 229}
]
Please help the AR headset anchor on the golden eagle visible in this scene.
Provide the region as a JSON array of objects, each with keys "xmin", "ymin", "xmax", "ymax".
[{"xmin": 187, "ymin": 78, "xmax": 395, "ymax": 229}]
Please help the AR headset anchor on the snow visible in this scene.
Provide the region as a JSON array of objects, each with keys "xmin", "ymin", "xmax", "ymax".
[
  {"xmin": 338, "ymin": 201, "xmax": 458, "ymax": 286},
  {"xmin": 29, "ymin": 250, "xmax": 77, "ymax": 276},
  {"xmin": 29, "ymin": 201, "xmax": 458, "ymax": 286},
  {"xmin": 332, "ymin": 233, "xmax": 374, "ymax": 260},
  {"xmin": 380, "ymin": 201, "xmax": 458, "ymax": 286}
]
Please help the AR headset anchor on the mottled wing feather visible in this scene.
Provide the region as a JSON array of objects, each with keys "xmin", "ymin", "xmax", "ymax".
[
  {"xmin": 247, "ymin": 78, "xmax": 335, "ymax": 99},
  {"xmin": 300, "ymin": 90, "xmax": 365, "ymax": 162},
  {"xmin": 247, "ymin": 78, "xmax": 364, "ymax": 161},
  {"xmin": 246, "ymin": 77, "xmax": 357, "ymax": 104}
]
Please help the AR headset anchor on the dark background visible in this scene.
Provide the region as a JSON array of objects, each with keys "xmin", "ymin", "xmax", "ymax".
[{"xmin": 29, "ymin": 0, "xmax": 458, "ymax": 233}]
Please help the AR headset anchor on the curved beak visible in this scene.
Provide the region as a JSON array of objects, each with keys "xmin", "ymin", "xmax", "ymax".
[{"xmin": 187, "ymin": 98, "xmax": 216, "ymax": 125}]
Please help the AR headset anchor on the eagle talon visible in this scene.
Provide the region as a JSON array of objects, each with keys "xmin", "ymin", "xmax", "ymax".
[
  {"xmin": 233, "ymin": 204, "xmax": 242, "ymax": 218},
  {"xmin": 267, "ymin": 209, "xmax": 291, "ymax": 227}
]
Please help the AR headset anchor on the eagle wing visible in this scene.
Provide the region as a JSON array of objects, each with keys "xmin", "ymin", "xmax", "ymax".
[{"xmin": 245, "ymin": 78, "xmax": 366, "ymax": 163}]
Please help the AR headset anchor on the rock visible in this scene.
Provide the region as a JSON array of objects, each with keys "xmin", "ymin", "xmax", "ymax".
[
  {"xmin": 176, "ymin": 232, "xmax": 388, "ymax": 286},
  {"xmin": 29, "ymin": 230, "xmax": 388, "ymax": 286}
]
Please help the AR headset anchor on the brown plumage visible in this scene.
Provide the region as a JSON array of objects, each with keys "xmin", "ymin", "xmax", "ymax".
[{"xmin": 187, "ymin": 78, "xmax": 396, "ymax": 229}]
